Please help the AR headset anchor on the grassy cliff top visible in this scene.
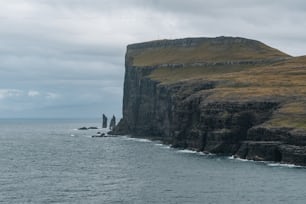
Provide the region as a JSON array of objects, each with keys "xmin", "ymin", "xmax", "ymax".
[
  {"xmin": 127, "ymin": 37, "xmax": 306, "ymax": 130},
  {"xmin": 127, "ymin": 37, "xmax": 290, "ymax": 67}
]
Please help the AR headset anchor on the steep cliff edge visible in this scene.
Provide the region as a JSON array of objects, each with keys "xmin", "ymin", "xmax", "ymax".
[{"xmin": 113, "ymin": 36, "xmax": 306, "ymax": 166}]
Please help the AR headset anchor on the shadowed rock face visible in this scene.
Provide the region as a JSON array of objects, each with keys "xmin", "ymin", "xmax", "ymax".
[{"xmin": 112, "ymin": 36, "xmax": 306, "ymax": 166}]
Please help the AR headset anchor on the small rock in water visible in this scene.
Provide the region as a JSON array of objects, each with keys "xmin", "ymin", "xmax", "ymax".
[
  {"xmin": 78, "ymin": 127, "xmax": 88, "ymax": 130},
  {"xmin": 88, "ymin": 127, "xmax": 98, "ymax": 129},
  {"xmin": 92, "ymin": 133, "xmax": 106, "ymax": 138}
]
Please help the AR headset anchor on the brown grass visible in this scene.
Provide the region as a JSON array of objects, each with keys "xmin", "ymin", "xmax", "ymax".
[
  {"xmin": 149, "ymin": 64, "xmax": 256, "ymax": 84},
  {"xmin": 130, "ymin": 40, "xmax": 289, "ymax": 67},
  {"xmin": 149, "ymin": 56, "xmax": 306, "ymax": 130},
  {"xmin": 150, "ymin": 56, "xmax": 306, "ymax": 88},
  {"xmin": 263, "ymin": 101, "xmax": 306, "ymax": 130}
]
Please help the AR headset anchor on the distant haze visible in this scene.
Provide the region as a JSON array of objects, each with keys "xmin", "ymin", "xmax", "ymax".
[{"xmin": 0, "ymin": 0, "xmax": 306, "ymax": 118}]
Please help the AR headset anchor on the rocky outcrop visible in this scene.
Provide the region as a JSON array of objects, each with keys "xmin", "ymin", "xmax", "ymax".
[
  {"xmin": 102, "ymin": 114, "xmax": 108, "ymax": 128},
  {"xmin": 112, "ymin": 36, "xmax": 306, "ymax": 166},
  {"xmin": 109, "ymin": 115, "xmax": 116, "ymax": 130}
]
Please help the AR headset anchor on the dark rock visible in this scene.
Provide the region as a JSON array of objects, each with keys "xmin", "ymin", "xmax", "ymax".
[
  {"xmin": 102, "ymin": 114, "xmax": 108, "ymax": 128},
  {"xmin": 88, "ymin": 127, "xmax": 98, "ymax": 129},
  {"xmin": 109, "ymin": 115, "xmax": 116, "ymax": 130},
  {"xmin": 236, "ymin": 141, "xmax": 283, "ymax": 162},
  {"xmin": 92, "ymin": 133, "xmax": 106, "ymax": 138},
  {"xmin": 279, "ymin": 145, "xmax": 306, "ymax": 166},
  {"xmin": 78, "ymin": 127, "xmax": 88, "ymax": 130}
]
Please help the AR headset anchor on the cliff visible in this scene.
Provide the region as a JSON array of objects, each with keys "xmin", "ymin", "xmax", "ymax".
[{"xmin": 113, "ymin": 36, "xmax": 306, "ymax": 166}]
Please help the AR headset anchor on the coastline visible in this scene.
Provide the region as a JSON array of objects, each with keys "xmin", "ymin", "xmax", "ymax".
[{"xmin": 118, "ymin": 134, "xmax": 304, "ymax": 169}]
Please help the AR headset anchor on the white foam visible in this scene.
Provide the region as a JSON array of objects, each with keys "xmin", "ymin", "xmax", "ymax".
[
  {"xmin": 70, "ymin": 134, "xmax": 75, "ymax": 137},
  {"xmin": 154, "ymin": 143, "xmax": 164, "ymax": 146},
  {"xmin": 227, "ymin": 155, "xmax": 249, "ymax": 162},
  {"xmin": 228, "ymin": 155, "xmax": 235, "ymax": 160},
  {"xmin": 227, "ymin": 156, "xmax": 303, "ymax": 168},
  {"xmin": 177, "ymin": 149, "xmax": 198, "ymax": 154},
  {"xmin": 136, "ymin": 138, "xmax": 152, "ymax": 143},
  {"xmin": 124, "ymin": 137, "xmax": 152, "ymax": 143},
  {"xmin": 153, "ymin": 143, "xmax": 171, "ymax": 150},
  {"xmin": 197, "ymin": 152, "xmax": 215, "ymax": 156},
  {"xmin": 162, "ymin": 145, "xmax": 172, "ymax": 149},
  {"xmin": 229, "ymin": 156, "xmax": 250, "ymax": 162},
  {"xmin": 267, "ymin": 163, "xmax": 302, "ymax": 168},
  {"xmin": 176, "ymin": 149, "xmax": 216, "ymax": 156}
]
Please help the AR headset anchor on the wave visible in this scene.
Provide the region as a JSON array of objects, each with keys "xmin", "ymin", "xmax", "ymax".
[
  {"xmin": 197, "ymin": 152, "xmax": 213, "ymax": 156},
  {"xmin": 228, "ymin": 155, "xmax": 303, "ymax": 168},
  {"xmin": 116, "ymin": 136, "xmax": 305, "ymax": 169},
  {"xmin": 227, "ymin": 156, "xmax": 249, "ymax": 162},
  {"xmin": 177, "ymin": 149, "xmax": 198, "ymax": 154},
  {"xmin": 267, "ymin": 163, "xmax": 302, "ymax": 168},
  {"xmin": 122, "ymin": 136, "xmax": 152, "ymax": 143},
  {"xmin": 176, "ymin": 149, "xmax": 218, "ymax": 158},
  {"xmin": 134, "ymin": 138, "xmax": 152, "ymax": 143},
  {"xmin": 154, "ymin": 143, "xmax": 171, "ymax": 149}
]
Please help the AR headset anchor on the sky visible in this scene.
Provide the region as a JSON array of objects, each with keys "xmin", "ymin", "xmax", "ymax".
[{"xmin": 0, "ymin": 0, "xmax": 306, "ymax": 118}]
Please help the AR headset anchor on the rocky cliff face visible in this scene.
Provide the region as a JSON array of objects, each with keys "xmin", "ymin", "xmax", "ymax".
[{"xmin": 113, "ymin": 37, "xmax": 306, "ymax": 166}]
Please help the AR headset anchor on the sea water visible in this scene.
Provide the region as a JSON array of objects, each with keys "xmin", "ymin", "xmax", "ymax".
[{"xmin": 1, "ymin": 119, "xmax": 306, "ymax": 204}]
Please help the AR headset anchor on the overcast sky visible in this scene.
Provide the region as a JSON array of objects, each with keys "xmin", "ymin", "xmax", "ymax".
[{"xmin": 0, "ymin": 0, "xmax": 305, "ymax": 118}]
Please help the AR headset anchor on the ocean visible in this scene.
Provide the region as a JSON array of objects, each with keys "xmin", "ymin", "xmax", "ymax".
[{"xmin": 0, "ymin": 119, "xmax": 306, "ymax": 204}]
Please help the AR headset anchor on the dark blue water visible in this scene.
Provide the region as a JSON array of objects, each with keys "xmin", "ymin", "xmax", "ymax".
[{"xmin": 1, "ymin": 119, "xmax": 306, "ymax": 203}]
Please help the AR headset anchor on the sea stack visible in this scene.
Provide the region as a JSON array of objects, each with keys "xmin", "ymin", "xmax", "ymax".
[
  {"xmin": 109, "ymin": 115, "xmax": 116, "ymax": 130},
  {"xmin": 102, "ymin": 114, "xmax": 108, "ymax": 128}
]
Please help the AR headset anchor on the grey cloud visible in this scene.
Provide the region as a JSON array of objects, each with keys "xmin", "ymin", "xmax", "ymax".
[{"xmin": 0, "ymin": 0, "xmax": 306, "ymax": 118}]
